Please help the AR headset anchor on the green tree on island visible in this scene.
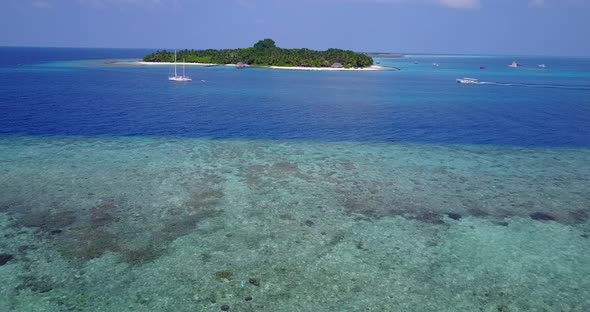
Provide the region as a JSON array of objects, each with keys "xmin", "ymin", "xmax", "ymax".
[{"xmin": 143, "ymin": 39, "xmax": 374, "ymax": 68}]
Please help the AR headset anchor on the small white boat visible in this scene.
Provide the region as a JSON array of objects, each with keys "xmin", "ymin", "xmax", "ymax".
[
  {"xmin": 456, "ymin": 77, "xmax": 480, "ymax": 84},
  {"xmin": 168, "ymin": 51, "xmax": 192, "ymax": 82},
  {"xmin": 433, "ymin": 63, "xmax": 439, "ymax": 67},
  {"xmin": 508, "ymin": 61, "xmax": 520, "ymax": 68},
  {"xmin": 169, "ymin": 75, "xmax": 192, "ymax": 82},
  {"xmin": 538, "ymin": 64, "xmax": 546, "ymax": 68}
]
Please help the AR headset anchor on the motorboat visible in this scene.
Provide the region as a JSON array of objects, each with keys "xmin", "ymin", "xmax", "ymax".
[
  {"xmin": 508, "ymin": 61, "xmax": 520, "ymax": 68},
  {"xmin": 456, "ymin": 77, "xmax": 480, "ymax": 84}
]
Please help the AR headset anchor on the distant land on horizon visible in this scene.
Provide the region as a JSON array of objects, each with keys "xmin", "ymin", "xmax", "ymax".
[
  {"xmin": 365, "ymin": 53, "xmax": 405, "ymax": 58},
  {"xmin": 4, "ymin": 45, "xmax": 590, "ymax": 60}
]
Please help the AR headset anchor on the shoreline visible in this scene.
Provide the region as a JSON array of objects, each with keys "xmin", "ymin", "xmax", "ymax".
[
  {"xmin": 123, "ymin": 61, "xmax": 387, "ymax": 71},
  {"xmin": 266, "ymin": 65, "xmax": 384, "ymax": 71},
  {"xmin": 136, "ymin": 61, "xmax": 220, "ymax": 67}
]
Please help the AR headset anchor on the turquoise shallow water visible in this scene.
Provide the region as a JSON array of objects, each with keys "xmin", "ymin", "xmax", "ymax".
[
  {"xmin": 1, "ymin": 48, "xmax": 590, "ymax": 311},
  {"xmin": 0, "ymin": 136, "xmax": 589, "ymax": 311}
]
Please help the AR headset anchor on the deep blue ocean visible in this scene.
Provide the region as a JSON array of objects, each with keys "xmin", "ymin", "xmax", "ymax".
[{"xmin": 1, "ymin": 47, "xmax": 589, "ymax": 147}]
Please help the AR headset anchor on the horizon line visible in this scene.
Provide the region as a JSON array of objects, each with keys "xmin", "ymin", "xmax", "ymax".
[{"xmin": 0, "ymin": 45, "xmax": 588, "ymax": 59}]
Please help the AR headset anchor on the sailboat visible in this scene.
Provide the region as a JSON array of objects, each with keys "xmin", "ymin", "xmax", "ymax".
[
  {"xmin": 508, "ymin": 61, "xmax": 520, "ymax": 68},
  {"xmin": 168, "ymin": 51, "xmax": 192, "ymax": 82}
]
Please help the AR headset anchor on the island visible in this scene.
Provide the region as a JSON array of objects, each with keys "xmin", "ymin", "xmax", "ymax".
[{"xmin": 142, "ymin": 39, "xmax": 377, "ymax": 70}]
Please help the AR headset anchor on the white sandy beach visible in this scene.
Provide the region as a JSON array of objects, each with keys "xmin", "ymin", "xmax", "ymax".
[
  {"xmin": 267, "ymin": 65, "xmax": 385, "ymax": 71},
  {"xmin": 136, "ymin": 61, "xmax": 220, "ymax": 67},
  {"xmin": 127, "ymin": 61, "xmax": 385, "ymax": 71}
]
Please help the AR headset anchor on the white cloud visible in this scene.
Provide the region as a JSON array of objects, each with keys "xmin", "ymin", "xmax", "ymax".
[
  {"xmin": 31, "ymin": 0, "xmax": 51, "ymax": 9},
  {"xmin": 438, "ymin": 0, "xmax": 480, "ymax": 9}
]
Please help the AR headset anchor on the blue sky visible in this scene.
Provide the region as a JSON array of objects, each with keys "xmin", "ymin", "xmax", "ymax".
[{"xmin": 1, "ymin": 0, "xmax": 589, "ymax": 55}]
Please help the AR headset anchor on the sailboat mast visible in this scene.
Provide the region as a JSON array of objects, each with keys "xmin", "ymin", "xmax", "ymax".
[
  {"xmin": 183, "ymin": 58, "xmax": 185, "ymax": 77},
  {"xmin": 174, "ymin": 50, "xmax": 178, "ymax": 77}
]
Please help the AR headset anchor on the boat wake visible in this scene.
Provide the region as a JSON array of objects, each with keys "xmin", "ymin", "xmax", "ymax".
[
  {"xmin": 457, "ymin": 78, "xmax": 590, "ymax": 90},
  {"xmin": 486, "ymin": 82, "xmax": 590, "ymax": 91}
]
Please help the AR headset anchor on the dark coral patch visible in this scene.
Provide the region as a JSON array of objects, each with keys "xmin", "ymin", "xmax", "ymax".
[
  {"xmin": 16, "ymin": 275, "xmax": 54, "ymax": 293},
  {"xmin": 447, "ymin": 212, "xmax": 462, "ymax": 220},
  {"xmin": 17, "ymin": 210, "xmax": 76, "ymax": 233},
  {"xmin": 278, "ymin": 213, "xmax": 295, "ymax": 221},
  {"xmin": 492, "ymin": 221, "xmax": 510, "ymax": 227},
  {"xmin": 60, "ymin": 229, "xmax": 117, "ymax": 260},
  {"xmin": 467, "ymin": 207, "xmax": 489, "ymax": 218},
  {"xmin": 0, "ymin": 253, "xmax": 15, "ymax": 266},
  {"xmin": 120, "ymin": 244, "xmax": 163, "ymax": 265},
  {"xmin": 529, "ymin": 212, "xmax": 556, "ymax": 221},
  {"xmin": 414, "ymin": 211, "xmax": 444, "ymax": 224},
  {"xmin": 201, "ymin": 253, "xmax": 212, "ymax": 263},
  {"xmin": 185, "ymin": 187, "xmax": 224, "ymax": 213},
  {"xmin": 89, "ymin": 200, "xmax": 117, "ymax": 228},
  {"xmin": 49, "ymin": 229, "xmax": 63, "ymax": 235}
]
